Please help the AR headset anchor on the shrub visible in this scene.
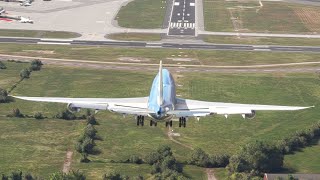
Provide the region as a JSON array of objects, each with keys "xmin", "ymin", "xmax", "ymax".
[
  {"xmin": 145, "ymin": 152, "xmax": 161, "ymax": 165},
  {"xmin": 188, "ymin": 148, "xmax": 210, "ymax": 167},
  {"xmin": 0, "ymin": 88, "xmax": 8, "ymax": 103},
  {"xmin": 55, "ymin": 110, "xmax": 76, "ymax": 120},
  {"xmin": 10, "ymin": 108, "xmax": 24, "ymax": 118},
  {"xmin": 34, "ymin": 112, "xmax": 44, "ymax": 119},
  {"xmin": 30, "ymin": 59, "xmax": 43, "ymax": 71},
  {"xmin": 0, "ymin": 61, "xmax": 6, "ymax": 69},
  {"xmin": 84, "ymin": 124, "xmax": 97, "ymax": 138},
  {"xmin": 20, "ymin": 68, "xmax": 31, "ymax": 79},
  {"xmin": 87, "ymin": 115, "xmax": 97, "ymax": 125},
  {"xmin": 129, "ymin": 155, "xmax": 143, "ymax": 164}
]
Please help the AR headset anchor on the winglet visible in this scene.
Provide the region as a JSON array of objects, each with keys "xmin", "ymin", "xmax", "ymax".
[{"xmin": 157, "ymin": 61, "xmax": 163, "ymax": 106}]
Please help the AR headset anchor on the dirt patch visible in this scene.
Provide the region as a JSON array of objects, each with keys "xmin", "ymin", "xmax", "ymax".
[
  {"xmin": 293, "ymin": 7, "xmax": 320, "ymax": 32},
  {"xmin": 118, "ymin": 57, "xmax": 150, "ymax": 62},
  {"xmin": 62, "ymin": 150, "xmax": 73, "ymax": 173},
  {"xmin": 206, "ymin": 169, "xmax": 217, "ymax": 180},
  {"xmin": 22, "ymin": 50, "xmax": 55, "ymax": 54}
]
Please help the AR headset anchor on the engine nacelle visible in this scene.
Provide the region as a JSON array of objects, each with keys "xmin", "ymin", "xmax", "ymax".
[
  {"xmin": 67, "ymin": 103, "xmax": 81, "ymax": 112},
  {"xmin": 245, "ymin": 110, "xmax": 256, "ymax": 119}
]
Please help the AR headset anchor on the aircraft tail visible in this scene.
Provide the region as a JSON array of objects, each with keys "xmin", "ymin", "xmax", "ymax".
[{"xmin": 157, "ymin": 61, "xmax": 163, "ymax": 106}]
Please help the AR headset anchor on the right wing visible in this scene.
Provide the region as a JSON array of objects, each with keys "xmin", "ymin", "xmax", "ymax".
[
  {"xmin": 13, "ymin": 96, "xmax": 153, "ymax": 116},
  {"xmin": 168, "ymin": 98, "xmax": 313, "ymax": 118}
]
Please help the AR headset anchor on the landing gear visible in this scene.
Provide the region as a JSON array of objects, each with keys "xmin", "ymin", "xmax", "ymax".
[
  {"xmin": 136, "ymin": 115, "xmax": 144, "ymax": 126},
  {"xmin": 179, "ymin": 117, "xmax": 186, "ymax": 128},
  {"xmin": 165, "ymin": 121, "xmax": 173, "ymax": 127},
  {"xmin": 150, "ymin": 120, "xmax": 157, "ymax": 127}
]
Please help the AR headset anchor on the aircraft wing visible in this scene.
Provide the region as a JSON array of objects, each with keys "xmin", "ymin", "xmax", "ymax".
[
  {"xmin": 13, "ymin": 96, "xmax": 152, "ymax": 116},
  {"xmin": 168, "ymin": 98, "xmax": 313, "ymax": 118}
]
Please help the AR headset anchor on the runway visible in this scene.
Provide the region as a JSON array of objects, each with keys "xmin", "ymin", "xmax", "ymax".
[{"xmin": 0, "ymin": 37, "xmax": 320, "ymax": 53}]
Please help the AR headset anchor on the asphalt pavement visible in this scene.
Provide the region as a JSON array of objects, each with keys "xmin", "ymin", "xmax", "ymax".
[{"xmin": 167, "ymin": 0, "xmax": 195, "ymax": 36}]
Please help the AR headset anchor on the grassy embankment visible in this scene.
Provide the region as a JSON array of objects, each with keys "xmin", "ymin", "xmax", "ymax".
[
  {"xmin": 1, "ymin": 61, "xmax": 320, "ymax": 178},
  {"xmin": 0, "ymin": 44, "xmax": 320, "ymax": 66},
  {"xmin": 0, "ymin": 29, "xmax": 81, "ymax": 39}
]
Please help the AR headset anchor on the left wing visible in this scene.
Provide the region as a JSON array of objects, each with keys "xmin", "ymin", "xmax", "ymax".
[
  {"xmin": 13, "ymin": 96, "xmax": 152, "ymax": 116},
  {"xmin": 168, "ymin": 98, "xmax": 313, "ymax": 118}
]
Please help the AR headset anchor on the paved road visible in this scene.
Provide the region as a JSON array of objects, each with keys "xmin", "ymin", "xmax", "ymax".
[
  {"xmin": 167, "ymin": 0, "xmax": 195, "ymax": 36},
  {"xmin": 1, "ymin": 37, "xmax": 320, "ymax": 53}
]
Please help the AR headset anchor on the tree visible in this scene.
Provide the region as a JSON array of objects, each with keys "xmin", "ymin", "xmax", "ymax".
[
  {"xmin": 0, "ymin": 88, "xmax": 8, "ymax": 103},
  {"xmin": 227, "ymin": 141, "xmax": 284, "ymax": 175},
  {"xmin": 0, "ymin": 61, "xmax": 6, "ymax": 69},
  {"xmin": 30, "ymin": 59, "xmax": 43, "ymax": 71},
  {"xmin": 84, "ymin": 124, "xmax": 97, "ymax": 138},
  {"xmin": 87, "ymin": 115, "xmax": 97, "ymax": 125},
  {"xmin": 188, "ymin": 148, "xmax": 210, "ymax": 167},
  {"xmin": 55, "ymin": 110, "xmax": 76, "ymax": 120},
  {"xmin": 20, "ymin": 68, "xmax": 31, "ymax": 79}
]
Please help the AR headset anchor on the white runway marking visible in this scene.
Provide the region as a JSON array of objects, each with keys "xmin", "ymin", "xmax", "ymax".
[
  {"xmin": 174, "ymin": 2, "xmax": 180, "ymax": 5},
  {"xmin": 38, "ymin": 42, "xmax": 71, "ymax": 45},
  {"xmin": 190, "ymin": 2, "xmax": 195, "ymax": 6}
]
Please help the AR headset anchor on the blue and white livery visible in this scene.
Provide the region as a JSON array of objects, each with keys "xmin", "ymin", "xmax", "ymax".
[{"xmin": 13, "ymin": 61, "xmax": 313, "ymax": 127}]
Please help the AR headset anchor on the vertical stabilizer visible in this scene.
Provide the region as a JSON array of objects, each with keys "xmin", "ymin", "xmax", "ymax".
[{"xmin": 157, "ymin": 61, "xmax": 163, "ymax": 106}]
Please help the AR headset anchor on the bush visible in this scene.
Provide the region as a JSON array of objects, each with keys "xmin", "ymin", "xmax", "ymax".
[
  {"xmin": 129, "ymin": 155, "xmax": 143, "ymax": 164},
  {"xmin": 30, "ymin": 59, "xmax": 43, "ymax": 71},
  {"xmin": 10, "ymin": 108, "xmax": 24, "ymax": 118},
  {"xmin": 34, "ymin": 112, "xmax": 44, "ymax": 119},
  {"xmin": 145, "ymin": 152, "xmax": 161, "ymax": 165},
  {"xmin": 55, "ymin": 110, "xmax": 76, "ymax": 120},
  {"xmin": 102, "ymin": 171, "xmax": 123, "ymax": 180},
  {"xmin": 84, "ymin": 124, "xmax": 97, "ymax": 138},
  {"xmin": 87, "ymin": 115, "xmax": 97, "ymax": 125},
  {"xmin": 188, "ymin": 148, "xmax": 210, "ymax": 167},
  {"xmin": 20, "ymin": 68, "xmax": 31, "ymax": 79},
  {"xmin": 0, "ymin": 61, "xmax": 6, "ymax": 69},
  {"xmin": 0, "ymin": 88, "xmax": 8, "ymax": 103},
  {"xmin": 11, "ymin": 170, "xmax": 22, "ymax": 180}
]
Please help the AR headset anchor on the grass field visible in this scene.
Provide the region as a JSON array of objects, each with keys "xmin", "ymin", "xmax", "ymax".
[
  {"xmin": 0, "ymin": 43, "xmax": 320, "ymax": 66},
  {"xmin": 116, "ymin": 0, "xmax": 166, "ymax": 29},
  {"xmin": 107, "ymin": 33, "xmax": 162, "ymax": 41},
  {"xmin": 1, "ymin": 61, "xmax": 320, "ymax": 178},
  {"xmin": 0, "ymin": 29, "xmax": 81, "ymax": 39},
  {"xmin": 203, "ymin": 35, "xmax": 320, "ymax": 46},
  {"xmin": 284, "ymin": 140, "xmax": 320, "ymax": 173},
  {"xmin": 204, "ymin": 0, "xmax": 320, "ymax": 33}
]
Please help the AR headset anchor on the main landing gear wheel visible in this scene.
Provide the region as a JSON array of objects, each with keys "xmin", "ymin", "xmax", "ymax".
[
  {"xmin": 150, "ymin": 120, "xmax": 157, "ymax": 127},
  {"xmin": 136, "ymin": 115, "xmax": 144, "ymax": 126},
  {"xmin": 179, "ymin": 117, "xmax": 186, "ymax": 128},
  {"xmin": 165, "ymin": 121, "xmax": 173, "ymax": 127}
]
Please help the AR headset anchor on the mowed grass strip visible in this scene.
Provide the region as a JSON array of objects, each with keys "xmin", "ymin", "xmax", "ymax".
[
  {"xmin": 284, "ymin": 140, "xmax": 320, "ymax": 173},
  {"xmin": 204, "ymin": 0, "xmax": 233, "ymax": 31},
  {"xmin": 116, "ymin": 0, "xmax": 166, "ymax": 29},
  {"xmin": 0, "ymin": 29, "xmax": 81, "ymax": 39},
  {"xmin": 1, "ymin": 62, "xmax": 320, "ymax": 177},
  {"xmin": 107, "ymin": 33, "xmax": 162, "ymax": 41},
  {"xmin": 202, "ymin": 35, "xmax": 320, "ymax": 46},
  {"xmin": 0, "ymin": 44, "xmax": 320, "ymax": 66}
]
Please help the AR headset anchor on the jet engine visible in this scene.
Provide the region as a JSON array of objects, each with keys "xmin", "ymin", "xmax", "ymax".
[
  {"xmin": 245, "ymin": 110, "xmax": 256, "ymax": 119},
  {"xmin": 67, "ymin": 103, "xmax": 81, "ymax": 112}
]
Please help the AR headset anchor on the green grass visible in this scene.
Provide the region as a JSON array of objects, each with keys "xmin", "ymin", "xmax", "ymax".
[
  {"xmin": 204, "ymin": 0, "xmax": 234, "ymax": 31},
  {"xmin": 1, "ymin": 62, "xmax": 320, "ymax": 178},
  {"xmin": 116, "ymin": 0, "xmax": 166, "ymax": 29},
  {"xmin": 203, "ymin": 0, "xmax": 320, "ymax": 33},
  {"xmin": 107, "ymin": 33, "xmax": 162, "ymax": 41},
  {"xmin": 284, "ymin": 140, "xmax": 320, "ymax": 173},
  {"xmin": 0, "ymin": 29, "xmax": 81, "ymax": 39},
  {"xmin": 0, "ymin": 44, "xmax": 320, "ymax": 66},
  {"xmin": 203, "ymin": 35, "xmax": 320, "ymax": 46}
]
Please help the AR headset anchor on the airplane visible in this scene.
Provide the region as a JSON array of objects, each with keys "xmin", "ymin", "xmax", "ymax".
[
  {"xmin": 19, "ymin": 17, "xmax": 33, "ymax": 23},
  {"xmin": 13, "ymin": 61, "xmax": 313, "ymax": 128}
]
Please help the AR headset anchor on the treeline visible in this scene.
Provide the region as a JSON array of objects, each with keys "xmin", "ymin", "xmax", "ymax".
[
  {"xmin": 75, "ymin": 111, "xmax": 100, "ymax": 163},
  {"xmin": 1, "ymin": 170, "xmax": 85, "ymax": 180},
  {"xmin": 187, "ymin": 121, "xmax": 320, "ymax": 179}
]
